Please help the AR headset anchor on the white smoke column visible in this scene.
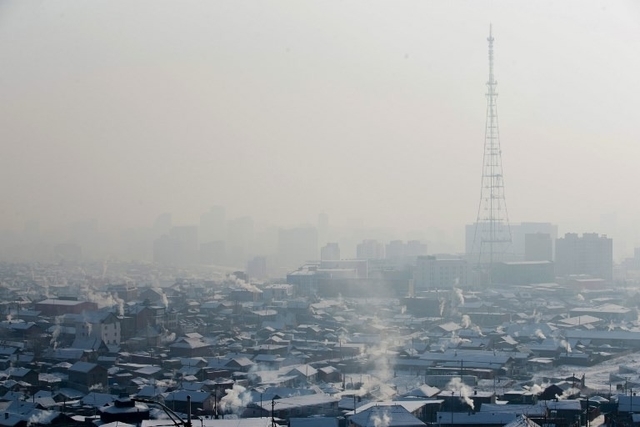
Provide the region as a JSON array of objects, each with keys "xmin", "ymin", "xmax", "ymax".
[
  {"xmin": 454, "ymin": 288, "xmax": 464, "ymax": 306},
  {"xmin": 446, "ymin": 377, "xmax": 475, "ymax": 410},
  {"xmin": 529, "ymin": 384, "xmax": 543, "ymax": 395},
  {"xmin": 534, "ymin": 329, "xmax": 546, "ymax": 340},
  {"xmin": 461, "ymin": 315, "xmax": 471, "ymax": 329},
  {"xmin": 348, "ymin": 339, "xmax": 396, "ymax": 401},
  {"xmin": 559, "ymin": 387, "xmax": 581, "ymax": 400},
  {"xmin": 28, "ymin": 410, "xmax": 55, "ymax": 426},
  {"xmin": 160, "ymin": 289, "xmax": 169, "ymax": 308},
  {"xmin": 471, "ymin": 326, "xmax": 484, "ymax": 336},
  {"xmin": 83, "ymin": 288, "xmax": 124, "ymax": 316},
  {"xmin": 50, "ymin": 316, "xmax": 62, "ymax": 350},
  {"xmin": 89, "ymin": 383, "xmax": 103, "ymax": 391},
  {"xmin": 372, "ymin": 409, "xmax": 392, "ymax": 427},
  {"xmin": 439, "ymin": 299, "xmax": 446, "ymax": 317},
  {"xmin": 85, "ymin": 322, "xmax": 93, "ymax": 337},
  {"xmin": 577, "ymin": 294, "xmax": 585, "ymax": 301},
  {"xmin": 229, "ymin": 274, "xmax": 262, "ymax": 293},
  {"xmin": 6, "ymin": 314, "xmax": 11, "ymax": 322},
  {"xmin": 219, "ymin": 384, "xmax": 252, "ymax": 414},
  {"xmin": 449, "ymin": 331, "xmax": 462, "ymax": 348},
  {"xmin": 112, "ymin": 293, "xmax": 125, "ymax": 316},
  {"xmin": 163, "ymin": 332, "xmax": 177, "ymax": 343},
  {"xmin": 560, "ymin": 340, "xmax": 572, "ymax": 353}
]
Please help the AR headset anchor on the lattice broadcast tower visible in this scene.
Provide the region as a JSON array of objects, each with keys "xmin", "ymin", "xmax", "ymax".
[{"xmin": 471, "ymin": 25, "xmax": 512, "ymax": 285}]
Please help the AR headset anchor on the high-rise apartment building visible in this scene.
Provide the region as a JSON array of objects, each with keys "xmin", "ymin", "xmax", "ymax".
[
  {"xmin": 356, "ymin": 239, "xmax": 384, "ymax": 260},
  {"xmin": 414, "ymin": 255, "xmax": 468, "ymax": 290},
  {"xmin": 555, "ymin": 233, "xmax": 613, "ymax": 281},
  {"xmin": 524, "ymin": 233, "xmax": 553, "ymax": 261}
]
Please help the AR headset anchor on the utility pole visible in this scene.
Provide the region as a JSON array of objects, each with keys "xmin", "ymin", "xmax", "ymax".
[{"xmin": 271, "ymin": 398, "xmax": 276, "ymax": 427}]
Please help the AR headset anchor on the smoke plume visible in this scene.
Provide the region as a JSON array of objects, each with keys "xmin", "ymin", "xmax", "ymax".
[{"xmin": 446, "ymin": 377, "xmax": 475, "ymax": 410}]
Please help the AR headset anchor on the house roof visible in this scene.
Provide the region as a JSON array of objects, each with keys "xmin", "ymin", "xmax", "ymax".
[
  {"xmin": 349, "ymin": 404, "xmax": 426, "ymax": 427},
  {"xmin": 165, "ymin": 390, "xmax": 211, "ymax": 403},
  {"xmin": 503, "ymin": 415, "xmax": 541, "ymax": 427},
  {"xmin": 253, "ymin": 394, "xmax": 339, "ymax": 411},
  {"xmin": 436, "ymin": 411, "xmax": 517, "ymax": 425},
  {"xmin": 69, "ymin": 361, "xmax": 100, "ymax": 373},
  {"xmin": 80, "ymin": 392, "xmax": 117, "ymax": 408},
  {"xmin": 401, "ymin": 385, "xmax": 440, "ymax": 398},
  {"xmin": 290, "ymin": 418, "xmax": 339, "ymax": 427}
]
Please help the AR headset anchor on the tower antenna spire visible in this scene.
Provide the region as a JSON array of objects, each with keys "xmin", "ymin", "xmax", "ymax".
[{"xmin": 471, "ymin": 25, "xmax": 511, "ymax": 286}]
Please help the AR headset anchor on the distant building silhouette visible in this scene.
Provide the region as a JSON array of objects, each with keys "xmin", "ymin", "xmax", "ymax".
[
  {"xmin": 153, "ymin": 225, "xmax": 198, "ymax": 265},
  {"xmin": 555, "ymin": 233, "xmax": 613, "ymax": 281},
  {"xmin": 524, "ymin": 233, "xmax": 553, "ymax": 261},
  {"xmin": 414, "ymin": 255, "xmax": 468, "ymax": 289},
  {"xmin": 320, "ymin": 242, "xmax": 340, "ymax": 261},
  {"xmin": 385, "ymin": 240, "xmax": 427, "ymax": 259},
  {"xmin": 247, "ymin": 256, "xmax": 267, "ymax": 279},
  {"xmin": 356, "ymin": 239, "xmax": 384, "ymax": 260}
]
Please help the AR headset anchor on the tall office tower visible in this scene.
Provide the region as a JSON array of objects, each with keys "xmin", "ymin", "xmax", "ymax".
[
  {"xmin": 471, "ymin": 25, "xmax": 511, "ymax": 284},
  {"xmin": 555, "ymin": 233, "xmax": 613, "ymax": 281}
]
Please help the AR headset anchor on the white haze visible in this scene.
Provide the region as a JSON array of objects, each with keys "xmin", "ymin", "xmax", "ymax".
[{"xmin": 0, "ymin": 1, "xmax": 639, "ymax": 257}]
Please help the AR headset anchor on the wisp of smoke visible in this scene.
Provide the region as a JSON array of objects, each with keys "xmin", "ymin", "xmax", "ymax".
[
  {"xmin": 82, "ymin": 288, "xmax": 125, "ymax": 315},
  {"xmin": 471, "ymin": 325, "xmax": 484, "ymax": 336},
  {"xmin": 220, "ymin": 384, "xmax": 252, "ymax": 414},
  {"xmin": 461, "ymin": 315, "xmax": 471, "ymax": 329},
  {"xmin": 27, "ymin": 410, "xmax": 55, "ymax": 426},
  {"xmin": 446, "ymin": 377, "xmax": 475, "ymax": 410},
  {"xmin": 559, "ymin": 339, "xmax": 572, "ymax": 353},
  {"xmin": 229, "ymin": 274, "xmax": 262, "ymax": 294},
  {"xmin": 162, "ymin": 293, "xmax": 169, "ymax": 309},
  {"xmin": 50, "ymin": 317, "xmax": 62, "ymax": 350},
  {"xmin": 454, "ymin": 288, "xmax": 464, "ymax": 306},
  {"xmin": 577, "ymin": 293, "xmax": 585, "ymax": 301},
  {"xmin": 449, "ymin": 331, "xmax": 462, "ymax": 348},
  {"xmin": 529, "ymin": 384, "xmax": 543, "ymax": 395},
  {"xmin": 371, "ymin": 409, "xmax": 392, "ymax": 427},
  {"xmin": 534, "ymin": 329, "xmax": 546, "ymax": 340},
  {"xmin": 342, "ymin": 340, "xmax": 396, "ymax": 401}
]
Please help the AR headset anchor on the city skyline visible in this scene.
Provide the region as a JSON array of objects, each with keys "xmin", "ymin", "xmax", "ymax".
[{"xmin": 1, "ymin": 1, "xmax": 639, "ymax": 257}]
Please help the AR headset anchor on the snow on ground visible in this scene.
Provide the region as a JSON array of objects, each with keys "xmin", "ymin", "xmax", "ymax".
[{"xmin": 530, "ymin": 351, "xmax": 640, "ymax": 394}]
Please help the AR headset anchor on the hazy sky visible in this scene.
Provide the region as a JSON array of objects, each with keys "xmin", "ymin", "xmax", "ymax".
[{"xmin": 1, "ymin": 1, "xmax": 639, "ymax": 247}]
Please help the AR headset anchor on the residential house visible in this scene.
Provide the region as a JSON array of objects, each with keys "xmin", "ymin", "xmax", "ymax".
[{"xmin": 68, "ymin": 361, "xmax": 108, "ymax": 392}]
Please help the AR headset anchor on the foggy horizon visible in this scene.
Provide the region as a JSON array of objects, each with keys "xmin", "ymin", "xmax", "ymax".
[{"xmin": 2, "ymin": 1, "xmax": 640, "ymax": 258}]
